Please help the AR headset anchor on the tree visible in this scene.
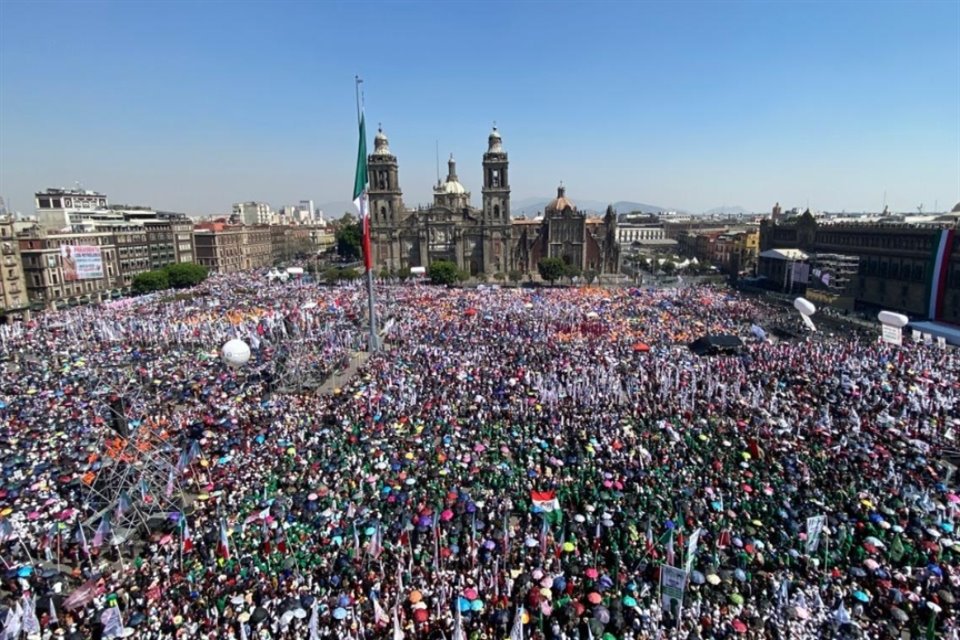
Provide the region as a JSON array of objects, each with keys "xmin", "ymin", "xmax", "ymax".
[
  {"xmin": 583, "ymin": 269, "xmax": 598, "ymax": 285},
  {"xmin": 335, "ymin": 220, "xmax": 362, "ymax": 261},
  {"xmin": 476, "ymin": 271, "xmax": 489, "ymax": 283},
  {"xmin": 132, "ymin": 270, "xmax": 169, "ymax": 294},
  {"xmin": 339, "ymin": 268, "xmax": 361, "ymax": 281},
  {"xmin": 538, "ymin": 257, "xmax": 567, "ymax": 285},
  {"xmin": 635, "ymin": 256, "xmax": 649, "ymax": 272},
  {"xmin": 379, "ymin": 266, "xmax": 392, "ymax": 279},
  {"xmin": 508, "ymin": 269, "xmax": 524, "ymax": 285},
  {"xmin": 493, "ymin": 272, "xmax": 506, "ymax": 283},
  {"xmin": 428, "ymin": 260, "xmax": 460, "ymax": 286},
  {"xmin": 163, "ymin": 262, "xmax": 208, "ymax": 289},
  {"xmin": 662, "ymin": 260, "xmax": 677, "ymax": 275},
  {"xmin": 397, "ymin": 266, "xmax": 411, "ymax": 281}
]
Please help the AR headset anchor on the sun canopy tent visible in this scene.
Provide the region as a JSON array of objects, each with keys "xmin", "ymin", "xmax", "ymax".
[{"xmin": 688, "ymin": 334, "xmax": 744, "ymax": 356}]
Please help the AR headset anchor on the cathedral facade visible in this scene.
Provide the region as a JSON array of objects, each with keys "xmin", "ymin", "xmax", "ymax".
[{"xmin": 367, "ymin": 127, "xmax": 513, "ymax": 276}]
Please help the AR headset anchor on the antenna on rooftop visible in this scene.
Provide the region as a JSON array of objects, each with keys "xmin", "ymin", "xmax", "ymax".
[{"xmin": 435, "ymin": 140, "xmax": 440, "ymax": 185}]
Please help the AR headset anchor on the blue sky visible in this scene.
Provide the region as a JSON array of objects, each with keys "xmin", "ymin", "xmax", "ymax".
[{"xmin": 1, "ymin": 0, "xmax": 957, "ymax": 216}]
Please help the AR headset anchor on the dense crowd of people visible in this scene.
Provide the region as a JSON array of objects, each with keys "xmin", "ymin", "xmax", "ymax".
[{"xmin": 0, "ymin": 272, "xmax": 958, "ymax": 639}]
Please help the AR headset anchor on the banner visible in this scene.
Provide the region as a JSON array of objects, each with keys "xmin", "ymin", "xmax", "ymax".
[
  {"xmin": 791, "ymin": 261, "xmax": 810, "ymax": 284},
  {"xmin": 805, "ymin": 515, "xmax": 826, "ymax": 554},
  {"xmin": 660, "ymin": 565, "xmax": 688, "ymax": 613},
  {"xmin": 61, "ymin": 245, "xmax": 104, "ymax": 281},
  {"xmin": 881, "ymin": 325, "xmax": 902, "ymax": 346}
]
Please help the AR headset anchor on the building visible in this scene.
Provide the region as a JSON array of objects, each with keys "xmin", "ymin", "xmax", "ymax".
[
  {"xmin": 367, "ymin": 126, "xmax": 514, "ymax": 276},
  {"xmin": 757, "ymin": 248, "xmax": 810, "ymax": 294},
  {"xmin": 0, "ymin": 217, "xmax": 29, "ymax": 319},
  {"xmin": 243, "ymin": 226, "xmax": 273, "ymax": 270},
  {"xmin": 194, "ymin": 223, "xmax": 245, "ymax": 274},
  {"xmin": 233, "ymin": 202, "xmax": 273, "ymax": 226},
  {"xmin": 34, "ymin": 187, "xmax": 110, "ymax": 230},
  {"xmin": 512, "ymin": 186, "xmax": 620, "ymax": 276},
  {"xmin": 18, "ymin": 227, "xmax": 121, "ymax": 310},
  {"xmin": 759, "ymin": 204, "xmax": 960, "ymax": 323}
]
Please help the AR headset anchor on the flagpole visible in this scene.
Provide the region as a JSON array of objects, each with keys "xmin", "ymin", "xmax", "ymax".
[{"xmin": 355, "ymin": 75, "xmax": 379, "ymax": 355}]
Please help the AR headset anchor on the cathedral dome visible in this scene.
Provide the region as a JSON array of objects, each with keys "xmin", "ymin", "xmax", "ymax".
[
  {"xmin": 952, "ymin": 201, "xmax": 960, "ymax": 213},
  {"xmin": 488, "ymin": 126, "xmax": 503, "ymax": 153},
  {"xmin": 546, "ymin": 185, "xmax": 575, "ymax": 213},
  {"xmin": 439, "ymin": 179, "xmax": 467, "ymax": 195},
  {"xmin": 436, "ymin": 154, "xmax": 467, "ymax": 195},
  {"xmin": 373, "ymin": 126, "xmax": 392, "ymax": 156}
]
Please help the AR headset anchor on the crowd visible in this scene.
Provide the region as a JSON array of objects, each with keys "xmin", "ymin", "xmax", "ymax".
[{"xmin": 0, "ymin": 273, "xmax": 957, "ymax": 640}]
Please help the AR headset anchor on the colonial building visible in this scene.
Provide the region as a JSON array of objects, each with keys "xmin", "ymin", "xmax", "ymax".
[
  {"xmin": 0, "ymin": 217, "xmax": 29, "ymax": 319},
  {"xmin": 367, "ymin": 126, "xmax": 513, "ymax": 276},
  {"xmin": 512, "ymin": 186, "xmax": 620, "ymax": 276},
  {"xmin": 758, "ymin": 204, "xmax": 960, "ymax": 323}
]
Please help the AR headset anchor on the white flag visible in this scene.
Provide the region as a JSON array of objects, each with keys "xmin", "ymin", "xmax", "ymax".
[
  {"xmin": 392, "ymin": 603, "xmax": 405, "ymax": 640},
  {"xmin": 684, "ymin": 528, "xmax": 703, "ymax": 573},
  {"xmin": 509, "ymin": 607, "xmax": 524, "ymax": 640},
  {"xmin": 309, "ymin": 601, "xmax": 319, "ymax": 640},
  {"xmin": 1, "ymin": 601, "xmax": 22, "ymax": 640},
  {"xmin": 100, "ymin": 606, "xmax": 124, "ymax": 638},
  {"xmin": 21, "ymin": 595, "xmax": 40, "ymax": 635}
]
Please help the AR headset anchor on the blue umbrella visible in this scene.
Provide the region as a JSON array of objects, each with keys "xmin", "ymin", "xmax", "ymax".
[
  {"xmin": 853, "ymin": 591, "xmax": 870, "ymax": 603},
  {"xmin": 333, "ymin": 607, "xmax": 347, "ymax": 620}
]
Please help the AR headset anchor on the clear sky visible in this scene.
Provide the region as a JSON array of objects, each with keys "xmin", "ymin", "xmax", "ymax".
[{"xmin": 1, "ymin": 0, "xmax": 957, "ymax": 216}]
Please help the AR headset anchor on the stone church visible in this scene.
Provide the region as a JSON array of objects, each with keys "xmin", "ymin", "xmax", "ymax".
[
  {"xmin": 367, "ymin": 125, "xmax": 620, "ymax": 278},
  {"xmin": 367, "ymin": 126, "xmax": 513, "ymax": 276}
]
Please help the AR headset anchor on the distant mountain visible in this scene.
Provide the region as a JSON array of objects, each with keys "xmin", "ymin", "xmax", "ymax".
[
  {"xmin": 512, "ymin": 198, "xmax": 679, "ymax": 217},
  {"xmin": 702, "ymin": 205, "xmax": 750, "ymax": 216}
]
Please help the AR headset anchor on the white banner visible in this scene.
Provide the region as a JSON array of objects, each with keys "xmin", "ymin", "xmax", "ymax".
[
  {"xmin": 660, "ymin": 565, "xmax": 688, "ymax": 613},
  {"xmin": 881, "ymin": 324, "xmax": 902, "ymax": 346},
  {"xmin": 912, "ymin": 330, "xmax": 921, "ymax": 341},
  {"xmin": 806, "ymin": 515, "xmax": 827, "ymax": 554}
]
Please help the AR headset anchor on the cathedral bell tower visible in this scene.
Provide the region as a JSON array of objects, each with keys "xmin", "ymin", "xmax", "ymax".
[
  {"xmin": 481, "ymin": 126, "xmax": 510, "ymax": 224},
  {"xmin": 367, "ymin": 126, "xmax": 404, "ymax": 226}
]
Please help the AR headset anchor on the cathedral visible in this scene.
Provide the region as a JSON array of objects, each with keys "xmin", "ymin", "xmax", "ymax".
[
  {"xmin": 367, "ymin": 126, "xmax": 513, "ymax": 276},
  {"xmin": 367, "ymin": 125, "xmax": 620, "ymax": 278}
]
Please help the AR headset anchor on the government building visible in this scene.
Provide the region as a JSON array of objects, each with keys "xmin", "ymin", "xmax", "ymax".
[
  {"xmin": 758, "ymin": 203, "xmax": 960, "ymax": 324},
  {"xmin": 367, "ymin": 127, "xmax": 620, "ymax": 278}
]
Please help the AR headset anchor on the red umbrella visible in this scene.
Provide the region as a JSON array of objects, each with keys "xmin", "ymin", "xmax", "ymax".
[
  {"xmin": 632, "ymin": 342, "xmax": 650, "ymax": 353},
  {"xmin": 464, "ymin": 308, "xmax": 478, "ymax": 317}
]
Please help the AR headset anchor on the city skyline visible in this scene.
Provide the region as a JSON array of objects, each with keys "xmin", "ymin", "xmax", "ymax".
[{"xmin": 1, "ymin": 0, "xmax": 957, "ymax": 217}]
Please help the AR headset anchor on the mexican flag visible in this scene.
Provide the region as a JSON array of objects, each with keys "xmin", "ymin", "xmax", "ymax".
[
  {"xmin": 353, "ymin": 112, "xmax": 372, "ymax": 272},
  {"xmin": 530, "ymin": 490, "xmax": 563, "ymax": 525}
]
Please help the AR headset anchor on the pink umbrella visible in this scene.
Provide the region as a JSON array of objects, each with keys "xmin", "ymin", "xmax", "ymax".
[
  {"xmin": 948, "ymin": 493, "xmax": 959, "ymax": 504},
  {"xmin": 464, "ymin": 587, "xmax": 478, "ymax": 600},
  {"xmin": 585, "ymin": 568, "xmax": 599, "ymax": 579},
  {"xmin": 864, "ymin": 558, "xmax": 880, "ymax": 571},
  {"xmin": 441, "ymin": 510, "xmax": 454, "ymax": 522}
]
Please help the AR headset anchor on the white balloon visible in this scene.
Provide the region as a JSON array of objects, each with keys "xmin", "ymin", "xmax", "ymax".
[
  {"xmin": 793, "ymin": 297, "xmax": 816, "ymax": 317},
  {"xmin": 878, "ymin": 310, "xmax": 909, "ymax": 328},
  {"xmin": 222, "ymin": 339, "xmax": 251, "ymax": 368}
]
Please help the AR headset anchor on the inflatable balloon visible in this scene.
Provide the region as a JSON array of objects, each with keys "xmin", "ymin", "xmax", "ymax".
[
  {"xmin": 222, "ymin": 339, "xmax": 251, "ymax": 368},
  {"xmin": 793, "ymin": 297, "xmax": 816, "ymax": 316},
  {"xmin": 878, "ymin": 310, "xmax": 909, "ymax": 328}
]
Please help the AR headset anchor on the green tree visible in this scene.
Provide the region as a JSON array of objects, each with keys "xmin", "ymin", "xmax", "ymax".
[
  {"xmin": 538, "ymin": 257, "xmax": 567, "ymax": 284},
  {"xmin": 163, "ymin": 262, "xmax": 209, "ymax": 289},
  {"xmin": 379, "ymin": 266, "xmax": 392, "ymax": 279},
  {"xmin": 428, "ymin": 260, "xmax": 460, "ymax": 286},
  {"xmin": 662, "ymin": 260, "xmax": 677, "ymax": 275},
  {"xmin": 335, "ymin": 220, "xmax": 362, "ymax": 261},
  {"xmin": 476, "ymin": 271, "xmax": 489, "ymax": 283},
  {"xmin": 339, "ymin": 268, "xmax": 361, "ymax": 281},
  {"xmin": 493, "ymin": 272, "xmax": 506, "ymax": 283},
  {"xmin": 132, "ymin": 270, "xmax": 169, "ymax": 294},
  {"xmin": 635, "ymin": 256, "xmax": 649, "ymax": 271},
  {"xmin": 583, "ymin": 269, "xmax": 598, "ymax": 285},
  {"xmin": 397, "ymin": 266, "xmax": 412, "ymax": 281},
  {"xmin": 508, "ymin": 269, "xmax": 524, "ymax": 285}
]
